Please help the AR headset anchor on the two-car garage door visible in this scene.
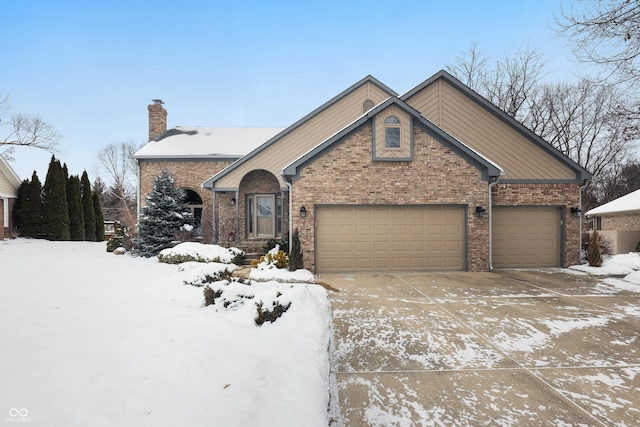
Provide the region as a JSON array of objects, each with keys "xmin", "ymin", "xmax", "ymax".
[{"xmin": 316, "ymin": 205, "xmax": 465, "ymax": 272}]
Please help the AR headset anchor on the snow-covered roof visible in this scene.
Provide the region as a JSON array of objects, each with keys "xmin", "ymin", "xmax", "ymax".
[
  {"xmin": 133, "ymin": 126, "xmax": 284, "ymax": 160},
  {"xmin": 586, "ymin": 189, "xmax": 640, "ymax": 216}
]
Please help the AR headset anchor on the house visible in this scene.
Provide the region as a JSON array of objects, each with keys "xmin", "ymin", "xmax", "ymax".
[
  {"xmin": 0, "ymin": 154, "xmax": 21, "ymax": 239},
  {"xmin": 585, "ymin": 189, "xmax": 640, "ymax": 254},
  {"xmin": 135, "ymin": 70, "xmax": 592, "ymax": 272}
]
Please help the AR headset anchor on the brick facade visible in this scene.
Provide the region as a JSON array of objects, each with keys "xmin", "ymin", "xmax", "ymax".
[
  {"xmin": 492, "ymin": 182, "xmax": 582, "ymax": 266},
  {"xmin": 602, "ymin": 213, "xmax": 640, "ymax": 231},
  {"xmin": 290, "ymin": 124, "xmax": 491, "ymax": 271},
  {"xmin": 138, "ymin": 159, "xmax": 233, "ymax": 242}
]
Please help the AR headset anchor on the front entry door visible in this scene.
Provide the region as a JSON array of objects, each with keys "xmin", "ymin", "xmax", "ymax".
[{"xmin": 252, "ymin": 195, "xmax": 275, "ymax": 238}]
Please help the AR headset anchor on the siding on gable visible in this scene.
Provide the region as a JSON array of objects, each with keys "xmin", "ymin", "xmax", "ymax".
[
  {"xmin": 405, "ymin": 79, "xmax": 577, "ymax": 181},
  {"xmin": 213, "ymin": 82, "xmax": 392, "ymax": 189},
  {"xmin": 0, "ymin": 171, "xmax": 18, "ymax": 197}
]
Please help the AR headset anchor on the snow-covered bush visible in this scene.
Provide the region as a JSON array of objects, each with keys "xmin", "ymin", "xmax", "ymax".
[
  {"xmin": 158, "ymin": 242, "xmax": 244, "ymax": 265},
  {"xmin": 255, "ymin": 300, "xmax": 291, "ymax": 325},
  {"xmin": 203, "ymin": 286, "xmax": 222, "ymax": 307},
  {"xmin": 252, "ymin": 245, "xmax": 288, "ymax": 269}
]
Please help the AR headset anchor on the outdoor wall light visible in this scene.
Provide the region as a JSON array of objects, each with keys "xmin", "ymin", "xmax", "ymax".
[
  {"xmin": 300, "ymin": 206, "xmax": 307, "ymax": 218},
  {"xmin": 570, "ymin": 206, "xmax": 582, "ymax": 217},
  {"xmin": 475, "ymin": 206, "xmax": 486, "ymax": 218}
]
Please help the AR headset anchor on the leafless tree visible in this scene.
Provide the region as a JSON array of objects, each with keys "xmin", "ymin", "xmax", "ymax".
[
  {"xmin": 96, "ymin": 141, "xmax": 140, "ymax": 229},
  {"xmin": 531, "ymin": 79, "xmax": 636, "ymax": 177},
  {"xmin": 447, "ymin": 44, "xmax": 547, "ymax": 122},
  {"xmin": 556, "ymin": 0, "xmax": 640, "ymax": 86},
  {"xmin": 0, "ymin": 91, "xmax": 61, "ymax": 161}
]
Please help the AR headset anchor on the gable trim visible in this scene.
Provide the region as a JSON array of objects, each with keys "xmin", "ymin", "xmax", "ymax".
[
  {"xmin": 202, "ymin": 75, "xmax": 398, "ymax": 189},
  {"xmin": 401, "ymin": 70, "xmax": 592, "ymax": 181},
  {"xmin": 0, "ymin": 155, "xmax": 21, "ymax": 191}
]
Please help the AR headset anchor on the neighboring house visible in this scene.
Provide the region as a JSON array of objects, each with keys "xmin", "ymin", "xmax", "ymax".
[
  {"xmin": 0, "ymin": 154, "xmax": 21, "ymax": 239},
  {"xmin": 135, "ymin": 70, "xmax": 592, "ymax": 272},
  {"xmin": 585, "ymin": 189, "xmax": 640, "ymax": 254}
]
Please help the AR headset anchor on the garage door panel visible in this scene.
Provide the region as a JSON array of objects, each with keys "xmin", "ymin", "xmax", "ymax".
[
  {"xmin": 316, "ymin": 205, "xmax": 465, "ymax": 272},
  {"xmin": 493, "ymin": 207, "xmax": 560, "ymax": 268}
]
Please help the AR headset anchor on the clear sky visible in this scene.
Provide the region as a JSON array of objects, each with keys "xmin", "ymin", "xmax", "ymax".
[{"xmin": 1, "ymin": 0, "xmax": 583, "ymax": 182}]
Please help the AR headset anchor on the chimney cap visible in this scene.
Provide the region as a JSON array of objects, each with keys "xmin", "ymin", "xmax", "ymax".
[{"xmin": 152, "ymin": 99, "xmax": 164, "ymax": 105}]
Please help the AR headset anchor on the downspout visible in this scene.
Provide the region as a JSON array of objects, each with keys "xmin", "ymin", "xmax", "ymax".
[
  {"xmin": 579, "ymin": 179, "xmax": 590, "ymax": 264},
  {"xmin": 135, "ymin": 159, "xmax": 141, "ymax": 228},
  {"xmin": 488, "ymin": 175, "xmax": 501, "ymax": 272},
  {"xmin": 211, "ymin": 191, "xmax": 216, "ymax": 244},
  {"xmin": 283, "ymin": 179, "xmax": 293, "ymax": 253},
  {"xmin": 234, "ymin": 190, "xmax": 240, "ymax": 243}
]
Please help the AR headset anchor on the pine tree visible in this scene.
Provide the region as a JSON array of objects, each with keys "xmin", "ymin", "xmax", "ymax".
[
  {"xmin": 67, "ymin": 175, "xmax": 85, "ymax": 241},
  {"xmin": 12, "ymin": 179, "xmax": 28, "ymax": 235},
  {"xmin": 81, "ymin": 171, "xmax": 96, "ymax": 241},
  {"xmin": 42, "ymin": 156, "xmax": 70, "ymax": 240},
  {"xmin": 288, "ymin": 228, "xmax": 304, "ymax": 271},
  {"xmin": 134, "ymin": 170, "xmax": 192, "ymax": 257},
  {"xmin": 93, "ymin": 192, "xmax": 105, "ymax": 242}
]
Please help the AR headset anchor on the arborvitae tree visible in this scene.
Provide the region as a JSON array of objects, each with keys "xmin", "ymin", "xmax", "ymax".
[
  {"xmin": 93, "ymin": 192, "xmax": 105, "ymax": 242},
  {"xmin": 67, "ymin": 175, "xmax": 85, "ymax": 241},
  {"xmin": 12, "ymin": 179, "xmax": 29, "ymax": 235},
  {"xmin": 134, "ymin": 169, "xmax": 192, "ymax": 257},
  {"xmin": 22, "ymin": 171, "xmax": 44, "ymax": 238},
  {"xmin": 288, "ymin": 228, "xmax": 304, "ymax": 271},
  {"xmin": 42, "ymin": 156, "xmax": 70, "ymax": 240},
  {"xmin": 588, "ymin": 230, "xmax": 603, "ymax": 267},
  {"xmin": 81, "ymin": 171, "xmax": 96, "ymax": 241}
]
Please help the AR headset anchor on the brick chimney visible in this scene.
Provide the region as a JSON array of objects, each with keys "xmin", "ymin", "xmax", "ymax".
[{"xmin": 148, "ymin": 99, "xmax": 167, "ymax": 141}]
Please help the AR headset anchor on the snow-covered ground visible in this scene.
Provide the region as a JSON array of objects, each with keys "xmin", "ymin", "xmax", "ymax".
[{"xmin": 0, "ymin": 239, "xmax": 331, "ymax": 427}]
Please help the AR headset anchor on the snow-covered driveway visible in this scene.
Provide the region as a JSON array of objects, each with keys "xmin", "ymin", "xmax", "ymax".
[{"xmin": 325, "ymin": 268, "xmax": 640, "ymax": 426}]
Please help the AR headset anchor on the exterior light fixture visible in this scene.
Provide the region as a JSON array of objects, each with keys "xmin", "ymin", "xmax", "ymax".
[
  {"xmin": 231, "ymin": 198, "xmax": 236, "ymax": 206},
  {"xmin": 475, "ymin": 206, "xmax": 486, "ymax": 218},
  {"xmin": 570, "ymin": 206, "xmax": 582, "ymax": 217},
  {"xmin": 300, "ymin": 206, "xmax": 307, "ymax": 218}
]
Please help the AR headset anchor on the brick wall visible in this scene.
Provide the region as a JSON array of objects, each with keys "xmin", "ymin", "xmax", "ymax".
[
  {"xmin": 602, "ymin": 213, "xmax": 640, "ymax": 231},
  {"xmin": 139, "ymin": 159, "xmax": 233, "ymax": 242},
  {"xmin": 492, "ymin": 182, "xmax": 582, "ymax": 266},
  {"xmin": 291, "ymin": 123, "xmax": 490, "ymax": 272}
]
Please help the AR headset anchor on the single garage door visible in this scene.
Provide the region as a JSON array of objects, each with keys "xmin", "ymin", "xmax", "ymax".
[
  {"xmin": 493, "ymin": 207, "xmax": 561, "ymax": 268},
  {"xmin": 316, "ymin": 205, "xmax": 465, "ymax": 272}
]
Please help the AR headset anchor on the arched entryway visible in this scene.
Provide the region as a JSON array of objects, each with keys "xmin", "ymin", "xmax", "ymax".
[
  {"xmin": 183, "ymin": 188, "xmax": 203, "ymax": 235},
  {"xmin": 239, "ymin": 170, "xmax": 284, "ymax": 240}
]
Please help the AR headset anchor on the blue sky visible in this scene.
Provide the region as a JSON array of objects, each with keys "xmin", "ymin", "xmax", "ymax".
[{"xmin": 1, "ymin": 0, "xmax": 583, "ymax": 181}]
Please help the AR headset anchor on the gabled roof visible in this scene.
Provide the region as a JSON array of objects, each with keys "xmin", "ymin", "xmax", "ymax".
[
  {"xmin": 586, "ymin": 189, "xmax": 640, "ymax": 216},
  {"xmin": 0, "ymin": 154, "xmax": 21, "ymax": 192},
  {"xmin": 401, "ymin": 70, "xmax": 592, "ymax": 182},
  {"xmin": 282, "ymin": 97, "xmax": 504, "ymax": 180},
  {"xmin": 133, "ymin": 126, "xmax": 283, "ymax": 160},
  {"xmin": 202, "ymin": 75, "xmax": 397, "ymax": 188}
]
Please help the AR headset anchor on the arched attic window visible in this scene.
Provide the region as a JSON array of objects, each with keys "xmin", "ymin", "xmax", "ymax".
[
  {"xmin": 363, "ymin": 100, "xmax": 375, "ymax": 113},
  {"xmin": 384, "ymin": 116, "xmax": 401, "ymax": 148},
  {"xmin": 183, "ymin": 189, "xmax": 203, "ymax": 235}
]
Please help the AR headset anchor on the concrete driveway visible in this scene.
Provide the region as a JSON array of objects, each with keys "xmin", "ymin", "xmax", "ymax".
[{"xmin": 321, "ymin": 270, "xmax": 640, "ymax": 426}]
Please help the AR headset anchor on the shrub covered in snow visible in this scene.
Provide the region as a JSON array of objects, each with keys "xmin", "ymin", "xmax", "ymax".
[
  {"xmin": 178, "ymin": 261, "xmax": 235, "ymax": 286},
  {"xmin": 203, "ymin": 286, "xmax": 223, "ymax": 307},
  {"xmin": 588, "ymin": 230, "xmax": 603, "ymax": 267},
  {"xmin": 252, "ymin": 245, "xmax": 288, "ymax": 269},
  {"xmin": 289, "ymin": 228, "xmax": 304, "ymax": 271},
  {"xmin": 158, "ymin": 242, "xmax": 244, "ymax": 265},
  {"xmin": 255, "ymin": 300, "xmax": 291, "ymax": 325}
]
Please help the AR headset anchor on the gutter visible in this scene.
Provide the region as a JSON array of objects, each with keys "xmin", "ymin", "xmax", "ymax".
[
  {"xmin": 135, "ymin": 159, "xmax": 141, "ymax": 228},
  {"xmin": 488, "ymin": 175, "xmax": 501, "ymax": 272}
]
